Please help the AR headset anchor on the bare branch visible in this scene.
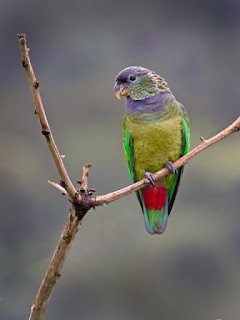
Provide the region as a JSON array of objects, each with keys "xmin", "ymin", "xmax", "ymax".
[
  {"xmin": 28, "ymin": 211, "xmax": 80, "ymax": 320},
  {"xmin": 17, "ymin": 33, "xmax": 78, "ymax": 201},
  {"xmin": 17, "ymin": 33, "xmax": 86, "ymax": 320},
  {"xmin": 17, "ymin": 33, "xmax": 240, "ymax": 320},
  {"xmin": 80, "ymin": 163, "xmax": 91, "ymax": 191},
  {"xmin": 93, "ymin": 117, "xmax": 240, "ymax": 205}
]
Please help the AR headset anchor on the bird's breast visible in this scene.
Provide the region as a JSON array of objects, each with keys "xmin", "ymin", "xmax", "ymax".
[{"xmin": 124, "ymin": 106, "xmax": 182, "ymax": 180}]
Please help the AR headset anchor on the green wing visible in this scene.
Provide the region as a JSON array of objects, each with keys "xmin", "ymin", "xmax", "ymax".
[
  {"xmin": 123, "ymin": 122, "xmax": 135, "ymax": 183},
  {"xmin": 123, "ymin": 117, "xmax": 146, "ymax": 213},
  {"xmin": 167, "ymin": 104, "xmax": 190, "ymax": 214}
]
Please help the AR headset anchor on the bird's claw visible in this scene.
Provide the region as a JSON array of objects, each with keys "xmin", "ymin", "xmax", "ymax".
[
  {"xmin": 144, "ymin": 172, "xmax": 156, "ymax": 186},
  {"xmin": 165, "ymin": 161, "xmax": 177, "ymax": 174}
]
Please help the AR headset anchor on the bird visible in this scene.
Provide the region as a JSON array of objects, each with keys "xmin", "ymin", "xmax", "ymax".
[{"xmin": 114, "ymin": 66, "xmax": 190, "ymax": 235}]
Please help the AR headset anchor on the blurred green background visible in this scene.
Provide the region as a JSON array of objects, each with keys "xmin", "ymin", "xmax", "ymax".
[{"xmin": 0, "ymin": 0, "xmax": 240, "ymax": 319}]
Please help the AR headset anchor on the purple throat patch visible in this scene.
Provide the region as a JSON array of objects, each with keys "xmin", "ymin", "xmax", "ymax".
[{"xmin": 125, "ymin": 91, "xmax": 173, "ymax": 114}]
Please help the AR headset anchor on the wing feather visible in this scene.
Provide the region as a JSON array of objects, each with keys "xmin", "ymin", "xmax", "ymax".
[{"xmin": 168, "ymin": 104, "xmax": 190, "ymax": 214}]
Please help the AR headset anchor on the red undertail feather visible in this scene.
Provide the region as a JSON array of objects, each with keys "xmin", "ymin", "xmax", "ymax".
[{"xmin": 142, "ymin": 185, "xmax": 167, "ymax": 210}]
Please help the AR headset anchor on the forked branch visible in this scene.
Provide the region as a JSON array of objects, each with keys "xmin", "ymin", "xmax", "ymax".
[{"xmin": 17, "ymin": 34, "xmax": 240, "ymax": 320}]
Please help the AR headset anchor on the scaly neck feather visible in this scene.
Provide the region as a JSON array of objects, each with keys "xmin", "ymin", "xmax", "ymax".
[{"xmin": 125, "ymin": 91, "xmax": 173, "ymax": 115}]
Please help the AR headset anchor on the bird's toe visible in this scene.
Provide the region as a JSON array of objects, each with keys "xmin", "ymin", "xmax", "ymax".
[
  {"xmin": 144, "ymin": 172, "xmax": 156, "ymax": 186},
  {"xmin": 165, "ymin": 161, "xmax": 177, "ymax": 174}
]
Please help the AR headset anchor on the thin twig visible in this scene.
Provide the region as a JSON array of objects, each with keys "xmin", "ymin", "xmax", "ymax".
[
  {"xmin": 48, "ymin": 181, "xmax": 67, "ymax": 195},
  {"xmin": 80, "ymin": 164, "xmax": 91, "ymax": 191},
  {"xmin": 17, "ymin": 33, "xmax": 240, "ymax": 320}
]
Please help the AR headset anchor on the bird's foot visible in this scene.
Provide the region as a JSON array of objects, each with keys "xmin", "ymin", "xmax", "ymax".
[
  {"xmin": 144, "ymin": 172, "xmax": 156, "ymax": 186},
  {"xmin": 165, "ymin": 161, "xmax": 177, "ymax": 174}
]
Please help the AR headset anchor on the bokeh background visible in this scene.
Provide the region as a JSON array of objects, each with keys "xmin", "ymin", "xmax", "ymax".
[{"xmin": 0, "ymin": 0, "xmax": 240, "ymax": 319}]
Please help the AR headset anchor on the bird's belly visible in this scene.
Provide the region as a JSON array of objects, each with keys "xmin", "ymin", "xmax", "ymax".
[{"xmin": 130, "ymin": 117, "xmax": 182, "ymax": 180}]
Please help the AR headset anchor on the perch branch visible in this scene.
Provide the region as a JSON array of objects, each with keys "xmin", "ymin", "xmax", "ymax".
[
  {"xmin": 18, "ymin": 33, "xmax": 240, "ymax": 320},
  {"xmin": 93, "ymin": 116, "xmax": 240, "ymax": 205}
]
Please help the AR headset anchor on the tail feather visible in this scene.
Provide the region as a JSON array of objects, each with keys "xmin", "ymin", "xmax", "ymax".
[{"xmin": 138, "ymin": 185, "xmax": 169, "ymax": 235}]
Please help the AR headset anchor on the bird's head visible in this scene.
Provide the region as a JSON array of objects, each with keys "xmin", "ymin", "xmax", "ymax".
[{"xmin": 114, "ymin": 66, "xmax": 169, "ymax": 101}]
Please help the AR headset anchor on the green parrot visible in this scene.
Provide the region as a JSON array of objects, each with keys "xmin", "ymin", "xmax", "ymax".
[{"xmin": 114, "ymin": 66, "xmax": 190, "ymax": 235}]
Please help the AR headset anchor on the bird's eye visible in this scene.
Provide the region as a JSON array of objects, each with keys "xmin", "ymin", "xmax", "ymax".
[{"xmin": 129, "ymin": 75, "xmax": 136, "ymax": 82}]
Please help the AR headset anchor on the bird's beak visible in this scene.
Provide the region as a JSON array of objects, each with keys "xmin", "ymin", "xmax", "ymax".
[{"xmin": 114, "ymin": 83, "xmax": 129, "ymax": 100}]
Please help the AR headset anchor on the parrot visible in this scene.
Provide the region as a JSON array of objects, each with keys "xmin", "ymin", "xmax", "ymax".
[{"xmin": 114, "ymin": 66, "xmax": 190, "ymax": 235}]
